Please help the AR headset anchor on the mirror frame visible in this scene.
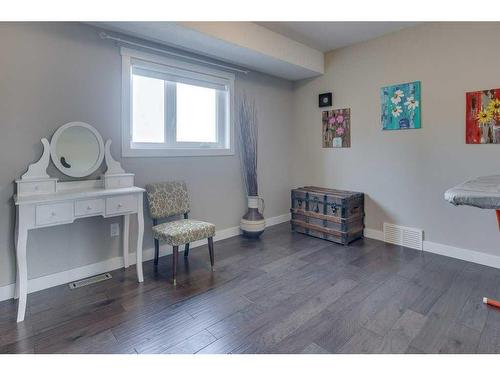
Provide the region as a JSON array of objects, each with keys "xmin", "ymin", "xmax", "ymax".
[{"xmin": 50, "ymin": 121, "xmax": 105, "ymax": 178}]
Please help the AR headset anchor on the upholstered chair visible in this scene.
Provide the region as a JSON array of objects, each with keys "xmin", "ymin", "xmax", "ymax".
[{"xmin": 145, "ymin": 181, "xmax": 215, "ymax": 285}]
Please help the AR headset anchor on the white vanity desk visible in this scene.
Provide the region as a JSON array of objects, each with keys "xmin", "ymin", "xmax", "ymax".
[{"xmin": 14, "ymin": 122, "xmax": 145, "ymax": 322}]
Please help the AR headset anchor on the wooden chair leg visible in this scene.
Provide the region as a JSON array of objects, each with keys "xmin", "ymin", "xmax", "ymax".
[
  {"xmin": 154, "ymin": 239, "xmax": 159, "ymax": 267},
  {"xmin": 172, "ymin": 245, "xmax": 179, "ymax": 285},
  {"xmin": 208, "ymin": 237, "xmax": 214, "ymax": 271},
  {"xmin": 184, "ymin": 243, "xmax": 190, "ymax": 257}
]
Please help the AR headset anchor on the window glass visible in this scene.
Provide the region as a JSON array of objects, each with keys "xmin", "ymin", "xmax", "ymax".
[
  {"xmin": 132, "ymin": 74, "xmax": 165, "ymax": 143},
  {"xmin": 176, "ymin": 83, "xmax": 217, "ymax": 143}
]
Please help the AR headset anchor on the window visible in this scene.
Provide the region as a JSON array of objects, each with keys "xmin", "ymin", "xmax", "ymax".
[{"xmin": 121, "ymin": 48, "xmax": 234, "ymax": 157}]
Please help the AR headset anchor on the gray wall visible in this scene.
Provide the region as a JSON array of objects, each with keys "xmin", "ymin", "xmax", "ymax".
[
  {"xmin": 0, "ymin": 22, "xmax": 294, "ymax": 288},
  {"xmin": 5, "ymin": 21, "xmax": 500, "ymax": 290},
  {"xmin": 292, "ymin": 22, "xmax": 500, "ymax": 256}
]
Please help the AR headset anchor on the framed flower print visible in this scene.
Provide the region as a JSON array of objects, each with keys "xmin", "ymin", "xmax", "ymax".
[
  {"xmin": 466, "ymin": 88, "xmax": 500, "ymax": 144},
  {"xmin": 380, "ymin": 81, "xmax": 421, "ymax": 130},
  {"xmin": 322, "ymin": 108, "xmax": 351, "ymax": 148}
]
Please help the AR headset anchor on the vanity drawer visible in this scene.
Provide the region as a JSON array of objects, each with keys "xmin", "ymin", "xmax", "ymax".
[
  {"xmin": 36, "ymin": 202, "xmax": 73, "ymax": 226},
  {"xmin": 74, "ymin": 198, "xmax": 104, "ymax": 217},
  {"xmin": 17, "ymin": 179, "xmax": 57, "ymax": 196},
  {"xmin": 106, "ymin": 194, "xmax": 137, "ymax": 216},
  {"xmin": 104, "ymin": 174, "xmax": 134, "ymax": 189}
]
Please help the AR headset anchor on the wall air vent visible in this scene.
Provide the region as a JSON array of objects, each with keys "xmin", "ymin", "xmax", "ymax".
[{"xmin": 383, "ymin": 223, "xmax": 423, "ymax": 251}]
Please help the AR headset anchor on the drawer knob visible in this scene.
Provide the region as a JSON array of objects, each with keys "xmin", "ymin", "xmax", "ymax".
[
  {"xmin": 117, "ymin": 203, "xmax": 123, "ymax": 208},
  {"xmin": 87, "ymin": 206, "xmax": 92, "ymax": 210},
  {"xmin": 34, "ymin": 185, "xmax": 39, "ymax": 191},
  {"xmin": 51, "ymin": 212, "xmax": 56, "ymax": 217}
]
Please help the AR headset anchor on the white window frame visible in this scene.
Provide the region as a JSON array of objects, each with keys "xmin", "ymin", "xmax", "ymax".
[{"xmin": 121, "ymin": 47, "xmax": 235, "ymax": 157}]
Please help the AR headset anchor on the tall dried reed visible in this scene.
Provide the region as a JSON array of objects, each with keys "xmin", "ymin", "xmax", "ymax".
[{"xmin": 237, "ymin": 94, "xmax": 259, "ymax": 197}]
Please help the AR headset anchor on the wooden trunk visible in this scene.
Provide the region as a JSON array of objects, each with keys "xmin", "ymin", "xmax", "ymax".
[{"xmin": 290, "ymin": 186, "xmax": 365, "ymax": 245}]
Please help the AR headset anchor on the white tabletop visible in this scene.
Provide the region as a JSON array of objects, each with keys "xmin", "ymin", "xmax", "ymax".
[{"xmin": 15, "ymin": 186, "xmax": 145, "ymax": 205}]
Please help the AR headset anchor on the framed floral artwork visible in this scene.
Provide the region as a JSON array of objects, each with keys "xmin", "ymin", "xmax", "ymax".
[
  {"xmin": 322, "ymin": 108, "xmax": 350, "ymax": 148},
  {"xmin": 380, "ymin": 81, "xmax": 421, "ymax": 130},
  {"xmin": 466, "ymin": 88, "xmax": 500, "ymax": 144}
]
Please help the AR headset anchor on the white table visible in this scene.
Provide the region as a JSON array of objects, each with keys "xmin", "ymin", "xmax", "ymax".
[{"xmin": 14, "ymin": 183, "xmax": 145, "ymax": 322}]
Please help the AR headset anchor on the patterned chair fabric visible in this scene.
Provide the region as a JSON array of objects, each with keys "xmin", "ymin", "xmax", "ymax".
[
  {"xmin": 152, "ymin": 219, "xmax": 216, "ymax": 246},
  {"xmin": 146, "ymin": 181, "xmax": 190, "ymax": 219}
]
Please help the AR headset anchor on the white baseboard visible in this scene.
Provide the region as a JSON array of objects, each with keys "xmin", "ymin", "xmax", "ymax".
[
  {"xmin": 0, "ymin": 284, "xmax": 15, "ymax": 302},
  {"xmin": 363, "ymin": 228, "xmax": 384, "ymax": 242},
  {"xmin": 422, "ymin": 240, "xmax": 500, "ymax": 269},
  {"xmin": 363, "ymin": 227, "xmax": 500, "ymax": 270},
  {"xmin": 265, "ymin": 213, "xmax": 291, "ymax": 227},
  {"xmin": 0, "ymin": 213, "xmax": 292, "ymax": 302}
]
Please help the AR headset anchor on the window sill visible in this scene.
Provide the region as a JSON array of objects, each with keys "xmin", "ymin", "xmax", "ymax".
[{"xmin": 122, "ymin": 146, "xmax": 234, "ymax": 158}]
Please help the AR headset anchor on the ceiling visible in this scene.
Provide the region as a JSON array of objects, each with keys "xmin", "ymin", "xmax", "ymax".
[
  {"xmin": 94, "ymin": 22, "xmax": 325, "ymax": 80},
  {"xmin": 93, "ymin": 22, "xmax": 420, "ymax": 81},
  {"xmin": 256, "ymin": 22, "xmax": 420, "ymax": 52}
]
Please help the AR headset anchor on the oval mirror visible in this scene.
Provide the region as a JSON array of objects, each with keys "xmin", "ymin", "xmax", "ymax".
[{"xmin": 50, "ymin": 122, "xmax": 104, "ymax": 178}]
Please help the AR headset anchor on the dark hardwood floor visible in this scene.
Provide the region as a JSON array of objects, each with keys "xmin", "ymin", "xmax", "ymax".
[{"xmin": 2, "ymin": 222, "xmax": 500, "ymax": 354}]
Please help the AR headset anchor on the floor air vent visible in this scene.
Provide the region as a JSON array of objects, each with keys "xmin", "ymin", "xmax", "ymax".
[
  {"xmin": 69, "ymin": 273, "xmax": 112, "ymax": 289},
  {"xmin": 383, "ymin": 223, "xmax": 423, "ymax": 250}
]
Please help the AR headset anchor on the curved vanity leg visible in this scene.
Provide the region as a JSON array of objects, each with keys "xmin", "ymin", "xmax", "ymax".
[
  {"xmin": 16, "ymin": 223, "xmax": 28, "ymax": 323},
  {"xmin": 136, "ymin": 194, "xmax": 144, "ymax": 283},
  {"xmin": 14, "ymin": 210, "xmax": 19, "ymax": 299},
  {"xmin": 15, "ymin": 269, "xmax": 20, "ymax": 300},
  {"xmin": 123, "ymin": 214, "xmax": 130, "ymax": 268}
]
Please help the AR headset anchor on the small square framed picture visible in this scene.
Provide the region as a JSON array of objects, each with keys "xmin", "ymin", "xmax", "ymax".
[{"xmin": 319, "ymin": 92, "xmax": 332, "ymax": 107}]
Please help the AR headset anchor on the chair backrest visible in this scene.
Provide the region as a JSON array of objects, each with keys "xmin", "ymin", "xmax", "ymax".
[{"xmin": 145, "ymin": 181, "xmax": 190, "ymax": 220}]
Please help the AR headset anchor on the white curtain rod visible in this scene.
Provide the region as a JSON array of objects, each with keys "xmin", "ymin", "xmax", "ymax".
[{"xmin": 99, "ymin": 32, "xmax": 249, "ymax": 75}]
